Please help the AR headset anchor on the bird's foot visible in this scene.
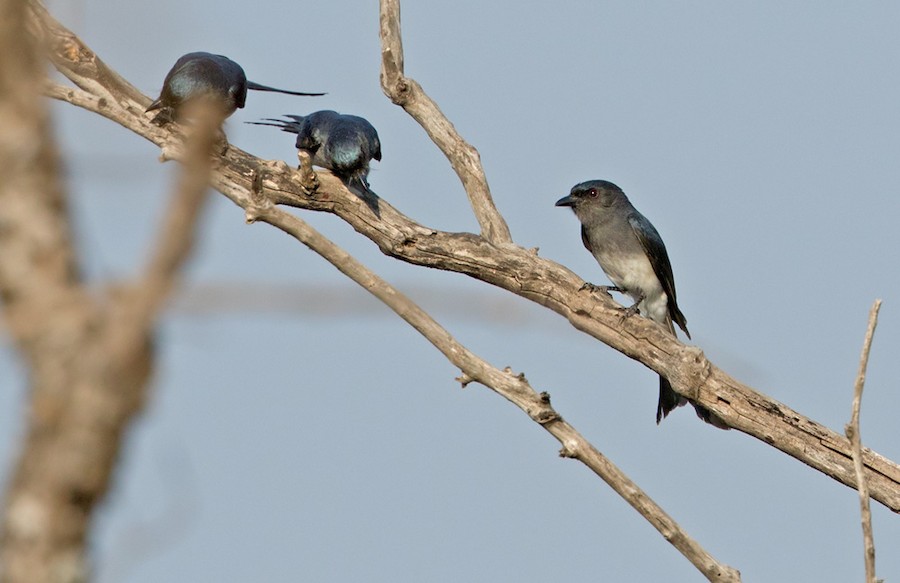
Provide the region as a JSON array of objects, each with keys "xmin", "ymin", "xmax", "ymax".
[
  {"xmin": 297, "ymin": 150, "xmax": 319, "ymax": 193},
  {"xmin": 617, "ymin": 296, "xmax": 644, "ymax": 323},
  {"xmin": 580, "ymin": 282, "xmax": 623, "ymax": 297},
  {"xmin": 620, "ymin": 301, "xmax": 641, "ymax": 318}
]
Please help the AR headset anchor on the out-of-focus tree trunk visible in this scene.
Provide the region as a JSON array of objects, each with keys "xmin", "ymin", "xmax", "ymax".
[
  {"xmin": 0, "ymin": 3, "xmax": 153, "ymax": 580},
  {"xmin": 0, "ymin": 1, "xmax": 211, "ymax": 579}
]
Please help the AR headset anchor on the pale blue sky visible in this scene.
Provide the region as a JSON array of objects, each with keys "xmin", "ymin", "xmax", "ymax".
[{"xmin": 2, "ymin": 1, "xmax": 900, "ymax": 581}]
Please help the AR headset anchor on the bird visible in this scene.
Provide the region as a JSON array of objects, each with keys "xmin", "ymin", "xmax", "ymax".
[
  {"xmin": 146, "ymin": 52, "xmax": 325, "ymax": 126},
  {"xmin": 555, "ymin": 179, "xmax": 726, "ymax": 429},
  {"xmin": 247, "ymin": 110, "xmax": 381, "ymax": 191}
]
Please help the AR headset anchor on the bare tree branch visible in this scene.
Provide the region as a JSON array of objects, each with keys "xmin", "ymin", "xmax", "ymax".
[
  {"xmin": 846, "ymin": 299, "xmax": 882, "ymax": 583},
  {"xmin": 245, "ymin": 191, "xmax": 741, "ymax": 582},
  {"xmin": 379, "ymin": 0, "xmax": 512, "ymax": 245},
  {"xmin": 26, "ymin": 0, "xmax": 900, "ymax": 515}
]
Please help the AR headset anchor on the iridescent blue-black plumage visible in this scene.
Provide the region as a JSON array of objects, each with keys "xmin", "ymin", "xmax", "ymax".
[
  {"xmin": 146, "ymin": 52, "xmax": 324, "ymax": 126},
  {"xmin": 250, "ymin": 110, "xmax": 382, "ymax": 189}
]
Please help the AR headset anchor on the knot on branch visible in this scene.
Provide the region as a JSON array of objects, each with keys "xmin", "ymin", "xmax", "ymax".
[
  {"xmin": 674, "ymin": 346, "xmax": 712, "ymax": 401},
  {"xmin": 558, "ymin": 441, "xmax": 579, "ymax": 459},
  {"xmin": 456, "ymin": 372, "xmax": 474, "ymax": 388},
  {"xmin": 529, "ymin": 392, "xmax": 561, "ymax": 425},
  {"xmin": 535, "ymin": 408, "xmax": 561, "ymax": 425},
  {"xmin": 52, "ymin": 33, "xmax": 93, "ymax": 68},
  {"xmin": 385, "ymin": 76, "xmax": 411, "ymax": 106}
]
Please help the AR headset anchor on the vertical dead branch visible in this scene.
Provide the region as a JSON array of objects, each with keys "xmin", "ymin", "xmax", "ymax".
[
  {"xmin": 845, "ymin": 299, "xmax": 882, "ymax": 583},
  {"xmin": 379, "ymin": 0, "xmax": 512, "ymax": 245}
]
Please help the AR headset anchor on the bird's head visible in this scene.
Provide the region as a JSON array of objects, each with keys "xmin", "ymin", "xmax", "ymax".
[{"xmin": 555, "ymin": 180, "xmax": 627, "ymax": 221}]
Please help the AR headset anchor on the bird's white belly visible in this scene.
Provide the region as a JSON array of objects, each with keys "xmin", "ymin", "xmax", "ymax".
[{"xmin": 594, "ymin": 250, "xmax": 668, "ymax": 322}]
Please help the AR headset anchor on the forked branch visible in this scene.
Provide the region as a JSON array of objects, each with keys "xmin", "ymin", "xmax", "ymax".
[{"xmin": 379, "ymin": 0, "xmax": 512, "ymax": 245}]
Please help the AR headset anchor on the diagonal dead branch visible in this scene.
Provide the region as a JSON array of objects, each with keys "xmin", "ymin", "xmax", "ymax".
[
  {"xmin": 26, "ymin": 0, "xmax": 900, "ymax": 514},
  {"xmin": 379, "ymin": 0, "xmax": 512, "ymax": 245},
  {"xmin": 846, "ymin": 299, "xmax": 882, "ymax": 583},
  {"xmin": 245, "ymin": 200, "xmax": 741, "ymax": 582}
]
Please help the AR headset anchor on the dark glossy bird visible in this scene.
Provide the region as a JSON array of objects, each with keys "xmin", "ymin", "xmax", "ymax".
[
  {"xmin": 146, "ymin": 52, "xmax": 324, "ymax": 126},
  {"xmin": 248, "ymin": 110, "xmax": 381, "ymax": 189},
  {"xmin": 555, "ymin": 180, "xmax": 726, "ymax": 429}
]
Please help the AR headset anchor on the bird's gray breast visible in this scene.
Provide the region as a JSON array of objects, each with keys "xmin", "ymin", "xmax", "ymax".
[{"xmin": 585, "ymin": 223, "xmax": 668, "ymax": 322}]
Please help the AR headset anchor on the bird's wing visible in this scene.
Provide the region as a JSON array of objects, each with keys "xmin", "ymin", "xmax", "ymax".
[
  {"xmin": 628, "ymin": 214, "xmax": 690, "ymax": 338},
  {"xmin": 146, "ymin": 57, "xmax": 198, "ymax": 112},
  {"xmin": 296, "ymin": 113, "xmax": 333, "ymax": 152},
  {"xmin": 580, "ymin": 225, "xmax": 593, "ymax": 254},
  {"xmin": 357, "ymin": 118, "xmax": 381, "ymax": 161},
  {"xmin": 371, "ymin": 131, "xmax": 382, "ymax": 161}
]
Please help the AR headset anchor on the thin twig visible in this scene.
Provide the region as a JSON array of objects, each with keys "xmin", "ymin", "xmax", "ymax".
[
  {"xmin": 845, "ymin": 299, "xmax": 882, "ymax": 583},
  {"xmin": 378, "ymin": 0, "xmax": 512, "ymax": 245}
]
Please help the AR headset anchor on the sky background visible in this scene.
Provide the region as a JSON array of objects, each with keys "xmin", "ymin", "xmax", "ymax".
[{"xmin": 2, "ymin": 1, "xmax": 900, "ymax": 581}]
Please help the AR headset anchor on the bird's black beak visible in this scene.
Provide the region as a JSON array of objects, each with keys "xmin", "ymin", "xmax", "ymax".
[{"xmin": 555, "ymin": 194, "xmax": 576, "ymax": 208}]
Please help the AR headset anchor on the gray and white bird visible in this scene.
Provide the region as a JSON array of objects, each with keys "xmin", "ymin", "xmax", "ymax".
[
  {"xmin": 146, "ymin": 52, "xmax": 324, "ymax": 126},
  {"xmin": 555, "ymin": 179, "xmax": 726, "ymax": 428}
]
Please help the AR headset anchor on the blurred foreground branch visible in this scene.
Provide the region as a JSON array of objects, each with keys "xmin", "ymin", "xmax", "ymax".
[{"xmin": 0, "ymin": 2, "xmax": 214, "ymax": 578}]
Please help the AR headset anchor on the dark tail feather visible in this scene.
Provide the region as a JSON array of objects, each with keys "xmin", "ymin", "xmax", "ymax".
[
  {"xmin": 245, "ymin": 116, "xmax": 304, "ymax": 134},
  {"xmin": 245, "ymin": 81, "xmax": 325, "ymax": 97},
  {"xmin": 658, "ymin": 375, "xmax": 730, "ymax": 430},
  {"xmin": 346, "ymin": 179, "xmax": 381, "ymax": 217},
  {"xmin": 692, "ymin": 403, "xmax": 730, "ymax": 430},
  {"xmin": 657, "ymin": 376, "xmax": 686, "ymax": 424}
]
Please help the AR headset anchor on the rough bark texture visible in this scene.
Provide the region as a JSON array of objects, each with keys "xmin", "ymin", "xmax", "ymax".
[{"xmin": 379, "ymin": 0, "xmax": 512, "ymax": 245}]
